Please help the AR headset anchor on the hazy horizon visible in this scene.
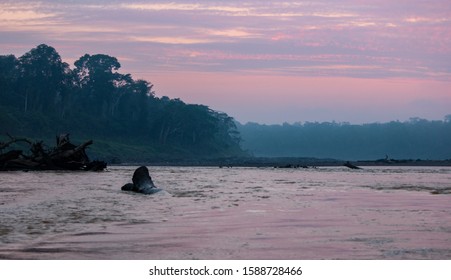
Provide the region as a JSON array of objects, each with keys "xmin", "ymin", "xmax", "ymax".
[{"xmin": 1, "ymin": 0, "xmax": 450, "ymax": 124}]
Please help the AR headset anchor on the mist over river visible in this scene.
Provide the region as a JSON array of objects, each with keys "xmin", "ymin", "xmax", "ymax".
[{"xmin": 1, "ymin": 166, "xmax": 450, "ymax": 259}]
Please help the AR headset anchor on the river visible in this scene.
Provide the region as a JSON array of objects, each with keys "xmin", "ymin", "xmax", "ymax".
[{"xmin": 1, "ymin": 166, "xmax": 450, "ymax": 259}]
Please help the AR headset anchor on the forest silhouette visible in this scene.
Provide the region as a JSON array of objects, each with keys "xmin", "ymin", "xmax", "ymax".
[
  {"xmin": 238, "ymin": 118, "xmax": 451, "ymax": 161},
  {"xmin": 1, "ymin": 44, "xmax": 450, "ymax": 163},
  {"xmin": 0, "ymin": 44, "xmax": 244, "ymax": 162}
]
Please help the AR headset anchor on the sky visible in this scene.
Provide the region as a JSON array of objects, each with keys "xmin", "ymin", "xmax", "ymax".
[{"xmin": 1, "ymin": 0, "xmax": 451, "ymax": 124}]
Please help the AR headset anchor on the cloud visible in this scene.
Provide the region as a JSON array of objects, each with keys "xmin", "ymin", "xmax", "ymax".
[
  {"xmin": 121, "ymin": 3, "xmax": 251, "ymax": 14},
  {"xmin": 0, "ymin": 9, "xmax": 54, "ymax": 21},
  {"xmin": 404, "ymin": 17, "xmax": 451, "ymax": 24},
  {"xmin": 205, "ymin": 28, "xmax": 261, "ymax": 39},
  {"xmin": 1, "ymin": 0, "xmax": 451, "ymax": 81},
  {"xmin": 0, "ymin": 2, "xmax": 58, "ymax": 29},
  {"xmin": 128, "ymin": 36, "xmax": 216, "ymax": 45}
]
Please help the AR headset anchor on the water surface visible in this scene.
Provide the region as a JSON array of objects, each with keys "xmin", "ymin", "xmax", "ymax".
[{"xmin": 1, "ymin": 166, "xmax": 450, "ymax": 259}]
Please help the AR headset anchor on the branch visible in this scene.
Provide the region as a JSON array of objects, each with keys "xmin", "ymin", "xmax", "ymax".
[
  {"xmin": 51, "ymin": 140, "xmax": 93, "ymax": 160},
  {"xmin": 0, "ymin": 134, "xmax": 33, "ymax": 150}
]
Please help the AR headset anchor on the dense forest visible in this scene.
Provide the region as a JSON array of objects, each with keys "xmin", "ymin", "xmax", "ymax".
[
  {"xmin": 2, "ymin": 45, "xmax": 450, "ymax": 164},
  {"xmin": 0, "ymin": 44, "xmax": 245, "ymax": 162},
  {"xmin": 237, "ymin": 119, "xmax": 451, "ymax": 160}
]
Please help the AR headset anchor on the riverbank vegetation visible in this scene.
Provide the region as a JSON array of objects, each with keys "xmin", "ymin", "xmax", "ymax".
[
  {"xmin": 238, "ymin": 118, "xmax": 451, "ymax": 160},
  {"xmin": 2, "ymin": 44, "xmax": 450, "ymax": 163},
  {"xmin": 0, "ymin": 44, "xmax": 245, "ymax": 162}
]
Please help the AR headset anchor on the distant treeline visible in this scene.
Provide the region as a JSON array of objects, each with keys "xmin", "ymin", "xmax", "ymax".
[
  {"xmin": 237, "ymin": 119, "xmax": 451, "ymax": 160},
  {"xmin": 0, "ymin": 44, "xmax": 244, "ymax": 161},
  {"xmin": 2, "ymin": 45, "xmax": 450, "ymax": 163}
]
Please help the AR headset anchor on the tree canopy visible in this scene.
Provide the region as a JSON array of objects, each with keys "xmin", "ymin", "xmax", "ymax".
[{"xmin": 0, "ymin": 44, "xmax": 245, "ymax": 162}]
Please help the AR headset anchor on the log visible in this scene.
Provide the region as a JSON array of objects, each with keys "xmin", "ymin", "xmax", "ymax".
[
  {"xmin": 4, "ymin": 158, "xmax": 40, "ymax": 169},
  {"xmin": 0, "ymin": 150, "xmax": 22, "ymax": 164},
  {"xmin": 51, "ymin": 140, "xmax": 92, "ymax": 161},
  {"xmin": 0, "ymin": 134, "xmax": 106, "ymax": 171}
]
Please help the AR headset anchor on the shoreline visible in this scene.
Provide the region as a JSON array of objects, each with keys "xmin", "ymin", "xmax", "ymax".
[{"xmin": 114, "ymin": 157, "xmax": 451, "ymax": 168}]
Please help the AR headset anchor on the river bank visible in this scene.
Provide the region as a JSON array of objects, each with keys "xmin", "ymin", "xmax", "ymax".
[{"xmin": 115, "ymin": 157, "xmax": 451, "ymax": 168}]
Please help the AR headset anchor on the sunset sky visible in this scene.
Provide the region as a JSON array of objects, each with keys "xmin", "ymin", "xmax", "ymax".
[{"xmin": 1, "ymin": 0, "xmax": 450, "ymax": 124}]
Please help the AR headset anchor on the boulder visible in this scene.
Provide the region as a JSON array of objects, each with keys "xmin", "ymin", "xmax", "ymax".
[{"xmin": 343, "ymin": 161, "xmax": 362, "ymax": 170}]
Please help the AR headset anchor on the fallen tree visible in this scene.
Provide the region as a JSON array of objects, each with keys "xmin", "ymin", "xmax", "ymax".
[{"xmin": 0, "ymin": 134, "xmax": 107, "ymax": 171}]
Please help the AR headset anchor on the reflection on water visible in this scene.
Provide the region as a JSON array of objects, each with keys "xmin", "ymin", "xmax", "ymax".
[{"xmin": 0, "ymin": 166, "xmax": 450, "ymax": 259}]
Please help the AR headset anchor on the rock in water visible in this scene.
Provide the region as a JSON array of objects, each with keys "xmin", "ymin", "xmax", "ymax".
[
  {"xmin": 343, "ymin": 161, "xmax": 362, "ymax": 170},
  {"xmin": 121, "ymin": 166, "xmax": 163, "ymax": 194},
  {"xmin": 121, "ymin": 183, "xmax": 134, "ymax": 191}
]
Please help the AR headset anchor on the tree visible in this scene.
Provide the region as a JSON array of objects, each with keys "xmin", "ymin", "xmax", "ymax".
[
  {"xmin": 18, "ymin": 44, "xmax": 71, "ymax": 114},
  {"xmin": 115, "ymin": 78, "xmax": 153, "ymax": 132},
  {"xmin": 1, "ymin": 44, "xmax": 247, "ymax": 159},
  {"xmin": 74, "ymin": 54, "xmax": 121, "ymax": 117},
  {"xmin": 0, "ymin": 54, "xmax": 19, "ymax": 106}
]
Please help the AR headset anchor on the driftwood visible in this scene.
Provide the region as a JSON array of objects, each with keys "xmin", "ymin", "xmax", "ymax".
[
  {"xmin": 0, "ymin": 134, "xmax": 106, "ymax": 171},
  {"xmin": 0, "ymin": 134, "xmax": 32, "ymax": 150}
]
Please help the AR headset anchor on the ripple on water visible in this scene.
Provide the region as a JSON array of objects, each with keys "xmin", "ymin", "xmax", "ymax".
[{"xmin": 0, "ymin": 166, "xmax": 450, "ymax": 259}]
